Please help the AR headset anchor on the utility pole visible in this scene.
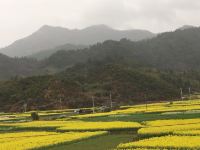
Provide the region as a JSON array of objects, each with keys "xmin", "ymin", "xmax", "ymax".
[
  {"xmin": 23, "ymin": 103, "xmax": 27, "ymax": 113},
  {"xmin": 110, "ymin": 91, "xmax": 113, "ymax": 109},
  {"xmin": 189, "ymin": 87, "xmax": 191, "ymax": 100},
  {"xmin": 144, "ymin": 88, "xmax": 148, "ymax": 111},
  {"xmin": 92, "ymin": 96, "xmax": 95, "ymax": 113},
  {"xmin": 59, "ymin": 98, "xmax": 62, "ymax": 110},
  {"xmin": 145, "ymin": 92, "xmax": 147, "ymax": 111},
  {"xmin": 180, "ymin": 88, "xmax": 183, "ymax": 100}
]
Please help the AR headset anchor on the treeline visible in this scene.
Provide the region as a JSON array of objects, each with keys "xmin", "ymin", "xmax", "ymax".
[{"xmin": 1, "ymin": 60, "xmax": 200, "ymax": 112}]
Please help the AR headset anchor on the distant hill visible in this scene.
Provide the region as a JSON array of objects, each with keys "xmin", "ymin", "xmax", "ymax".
[
  {"xmin": 0, "ymin": 25, "xmax": 155, "ymax": 57},
  {"xmin": 24, "ymin": 26, "xmax": 200, "ymax": 79},
  {"xmin": 177, "ymin": 25, "xmax": 196, "ymax": 31},
  {"xmin": 29, "ymin": 44, "xmax": 87, "ymax": 60},
  {"xmin": 132, "ymin": 27, "xmax": 200, "ymax": 70},
  {"xmin": 0, "ymin": 53, "xmax": 39, "ymax": 80},
  {"xmin": 1, "ymin": 26, "xmax": 200, "ymax": 79},
  {"xmin": 39, "ymin": 26, "xmax": 200, "ymax": 72}
]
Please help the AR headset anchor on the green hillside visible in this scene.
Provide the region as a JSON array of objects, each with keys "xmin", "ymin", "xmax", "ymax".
[
  {"xmin": 1, "ymin": 27, "xmax": 200, "ymax": 111},
  {"xmin": 1, "ymin": 61, "xmax": 200, "ymax": 112}
]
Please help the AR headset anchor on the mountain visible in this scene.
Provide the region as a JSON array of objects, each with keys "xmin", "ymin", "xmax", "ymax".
[
  {"xmin": 0, "ymin": 25, "xmax": 155, "ymax": 57},
  {"xmin": 2, "ymin": 26, "xmax": 200, "ymax": 111},
  {"xmin": 40, "ymin": 26, "xmax": 200, "ymax": 72},
  {"xmin": 132, "ymin": 27, "xmax": 200, "ymax": 70},
  {"xmin": 1, "ymin": 26, "xmax": 200, "ymax": 80},
  {"xmin": 29, "ymin": 44, "xmax": 87, "ymax": 60},
  {"xmin": 177, "ymin": 25, "xmax": 195, "ymax": 31}
]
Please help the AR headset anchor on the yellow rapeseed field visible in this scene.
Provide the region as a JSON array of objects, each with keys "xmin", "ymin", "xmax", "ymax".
[
  {"xmin": 138, "ymin": 123, "xmax": 200, "ymax": 135},
  {"xmin": 174, "ymin": 130, "xmax": 200, "ymax": 136},
  {"xmin": 57, "ymin": 121, "xmax": 142, "ymax": 131},
  {"xmin": 138, "ymin": 119, "xmax": 200, "ymax": 135},
  {"xmin": 145, "ymin": 119, "xmax": 200, "ymax": 127},
  {"xmin": 73, "ymin": 99, "xmax": 200, "ymax": 119},
  {"xmin": 0, "ymin": 132, "xmax": 59, "ymax": 143},
  {"xmin": 16, "ymin": 121, "xmax": 70, "ymax": 128},
  {"xmin": 0, "ymin": 131, "xmax": 107, "ymax": 150},
  {"xmin": 1, "ymin": 99, "xmax": 200, "ymax": 150},
  {"xmin": 0, "ymin": 120, "xmax": 142, "ymax": 131},
  {"xmin": 117, "ymin": 135, "xmax": 200, "ymax": 149}
]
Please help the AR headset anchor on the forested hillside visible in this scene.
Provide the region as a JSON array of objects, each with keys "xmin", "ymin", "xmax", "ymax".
[
  {"xmin": 1, "ymin": 60, "xmax": 200, "ymax": 112},
  {"xmin": 132, "ymin": 27, "xmax": 200, "ymax": 70},
  {"xmin": 1, "ymin": 27, "xmax": 200, "ymax": 80},
  {"xmin": 40, "ymin": 27, "xmax": 200, "ymax": 71},
  {"xmin": 1, "ymin": 27, "xmax": 200, "ymax": 111},
  {"xmin": 29, "ymin": 44, "xmax": 87, "ymax": 60},
  {"xmin": 0, "ymin": 54, "xmax": 40, "ymax": 80}
]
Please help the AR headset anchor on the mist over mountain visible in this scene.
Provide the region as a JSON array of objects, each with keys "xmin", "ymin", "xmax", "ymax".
[
  {"xmin": 29, "ymin": 43, "xmax": 87, "ymax": 60},
  {"xmin": 0, "ymin": 53, "xmax": 39, "ymax": 80},
  {"xmin": 0, "ymin": 25, "xmax": 155, "ymax": 57},
  {"xmin": 1, "ymin": 26, "xmax": 200, "ymax": 80},
  {"xmin": 39, "ymin": 26, "xmax": 200, "ymax": 72},
  {"xmin": 177, "ymin": 25, "xmax": 196, "ymax": 31}
]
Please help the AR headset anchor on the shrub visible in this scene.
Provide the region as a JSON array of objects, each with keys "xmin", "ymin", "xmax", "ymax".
[{"xmin": 31, "ymin": 112, "xmax": 39, "ymax": 121}]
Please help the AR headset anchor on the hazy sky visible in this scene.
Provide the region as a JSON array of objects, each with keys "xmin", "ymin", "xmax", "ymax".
[{"xmin": 0, "ymin": 0, "xmax": 200, "ymax": 48}]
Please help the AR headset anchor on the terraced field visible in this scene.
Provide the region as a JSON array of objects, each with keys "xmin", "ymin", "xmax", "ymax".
[{"xmin": 0, "ymin": 99, "xmax": 200, "ymax": 150}]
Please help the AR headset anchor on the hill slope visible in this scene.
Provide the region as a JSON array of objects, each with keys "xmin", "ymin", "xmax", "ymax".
[
  {"xmin": 2, "ymin": 27, "xmax": 200, "ymax": 111},
  {"xmin": 132, "ymin": 27, "xmax": 200, "ymax": 70},
  {"xmin": 1, "ymin": 27, "xmax": 200, "ymax": 79},
  {"xmin": 2, "ymin": 62, "xmax": 199, "ymax": 112},
  {"xmin": 0, "ymin": 53, "xmax": 39, "ymax": 80},
  {"xmin": 40, "ymin": 27, "xmax": 200, "ymax": 72},
  {"xmin": 29, "ymin": 44, "xmax": 87, "ymax": 60},
  {"xmin": 0, "ymin": 25, "xmax": 155, "ymax": 57}
]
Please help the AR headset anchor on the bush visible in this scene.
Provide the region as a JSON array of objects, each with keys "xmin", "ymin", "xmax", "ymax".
[{"xmin": 31, "ymin": 112, "xmax": 39, "ymax": 121}]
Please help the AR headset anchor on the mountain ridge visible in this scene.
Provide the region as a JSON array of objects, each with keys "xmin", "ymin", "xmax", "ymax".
[
  {"xmin": 1, "ymin": 26, "xmax": 200, "ymax": 80},
  {"xmin": 1, "ymin": 26, "xmax": 200, "ymax": 111},
  {"xmin": 0, "ymin": 24, "xmax": 155, "ymax": 57}
]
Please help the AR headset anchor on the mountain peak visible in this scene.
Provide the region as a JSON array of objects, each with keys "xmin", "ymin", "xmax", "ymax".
[
  {"xmin": 40, "ymin": 25, "xmax": 52, "ymax": 29},
  {"xmin": 38, "ymin": 25, "xmax": 54, "ymax": 31},
  {"xmin": 37, "ymin": 25, "xmax": 69, "ymax": 33},
  {"xmin": 0, "ymin": 24, "xmax": 155, "ymax": 57},
  {"xmin": 83, "ymin": 24, "xmax": 112, "ymax": 31},
  {"xmin": 177, "ymin": 25, "xmax": 195, "ymax": 31}
]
